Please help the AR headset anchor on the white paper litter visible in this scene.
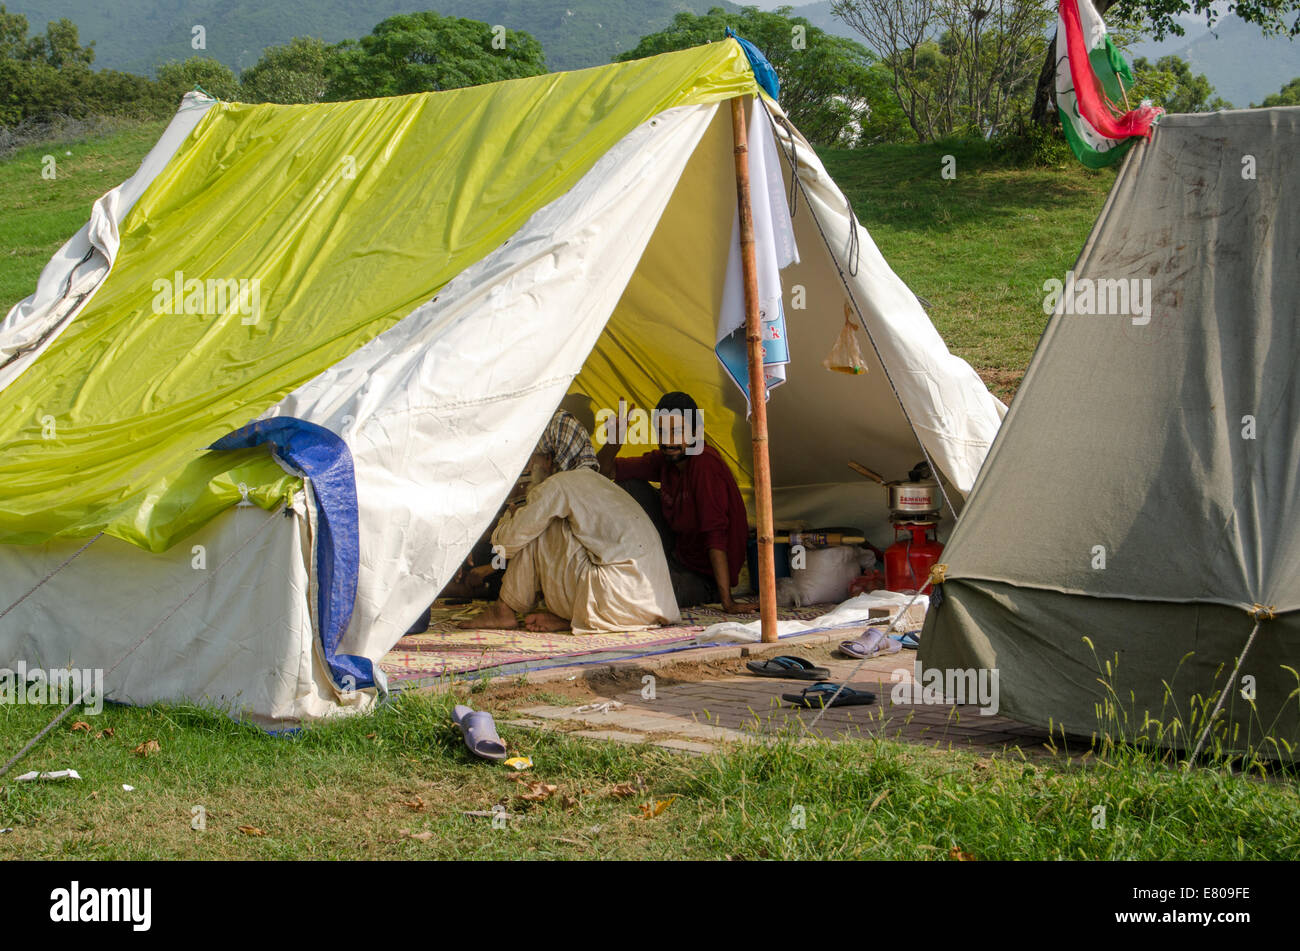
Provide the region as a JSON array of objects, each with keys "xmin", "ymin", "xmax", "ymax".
[
  {"xmin": 15, "ymin": 769, "xmax": 81, "ymax": 782},
  {"xmin": 122, "ymin": 784, "xmax": 135, "ymax": 791},
  {"xmin": 697, "ymin": 591, "xmax": 929, "ymax": 644},
  {"xmin": 575, "ymin": 700, "xmax": 625, "ymax": 714}
]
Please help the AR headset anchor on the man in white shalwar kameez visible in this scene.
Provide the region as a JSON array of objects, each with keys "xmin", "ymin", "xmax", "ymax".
[{"xmin": 458, "ymin": 452, "xmax": 680, "ymax": 634}]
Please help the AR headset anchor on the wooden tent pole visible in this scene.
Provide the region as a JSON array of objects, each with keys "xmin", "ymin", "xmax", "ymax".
[{"xmin": 730, "ymin": 95, "xmax": 778, "ymax": 644}]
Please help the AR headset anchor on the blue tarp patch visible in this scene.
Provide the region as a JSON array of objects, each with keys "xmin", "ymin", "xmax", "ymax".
[
  {"xmin": 210, "ymin": 417, "xmax": 374, "ymax": 691},
  {"xmin": 727, "ymin": 28, "xmax": 780, "ymax": 100}
]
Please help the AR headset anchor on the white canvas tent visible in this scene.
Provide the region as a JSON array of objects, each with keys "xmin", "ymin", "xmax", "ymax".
[{"xmin": 0, "ymin": 41, "xmax": 1004, "ymax": 723}]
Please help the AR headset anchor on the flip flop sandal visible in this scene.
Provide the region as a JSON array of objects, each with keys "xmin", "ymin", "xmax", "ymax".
[
  {"xmin": 452, "ymin": 705, "xmax": 508, "ymax": 761},
  {"xmin": 899, "ymin": 632, "xmax": 921, "ymax": 650},
  {"xmin": 782, "ymin": 682, "xmax": 877, "ymax": 708},
  {"xmin": 838, "ymin": 628, "xmax": 900, "ymax": 658},
  {"xmin": 745, "ymin": 655, "xmax": 831, "ymax": 680}
]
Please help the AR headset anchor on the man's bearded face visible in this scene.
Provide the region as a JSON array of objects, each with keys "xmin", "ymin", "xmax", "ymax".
[{"xmin": 658, "ymin": 415, "xmax": 687, "ymax": 461}]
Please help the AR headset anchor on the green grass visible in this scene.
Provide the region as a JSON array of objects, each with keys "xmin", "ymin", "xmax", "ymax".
[
  {"xmin": 3, "ymin": 692, "xmax": 1298, "ymax": 860},
  {"xmin": 817, "ymin": 138, "xmax": 1115, "ymax": 399},
  {"xmin": 0, "ymin": 119, "xmax": 168, "ymax": 311},
  {"xmin": 5, "ymin": 125, "xmax": 1288, "ymax": 861}
]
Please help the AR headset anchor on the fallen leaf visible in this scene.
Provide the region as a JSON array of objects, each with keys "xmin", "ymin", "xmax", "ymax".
[
  {"xmin": 638, "ymin": 796, "xmax": 676, "ymax": 819},
  {"xmin": 561, "ymin": 795, "xmax": 579, "ymax": 811},
  {"xmin": 71, "ymin": 721, "xmax": 91, "ymax": 732},
  {"xmin": 518, "ymin": 782, "xmax": 558, "ymax": 802},
  {"xmin": 402, "ymin": 797, "xmax": 425, "ymax": 811},
  {"xmin": 238, "ymin": 825, "xmax": 265, "ymax": 837},
  {"xmin": 408, "ymin": 830, "xmax": 433, "ymax": 842},
  {"xmin": 949, "ymin": 846, "xmax": 976, "ymax": 861},
  {"xmin": 974, "ymin": 759, "xmax": 991, "ymax": 771},
  {"xmin": 608, "ymin": 782, "xmax": 638, "ymax": 799},
  {"xmin": 132, "ymin": 739, "xmax": 161, "ymax": 757},
  {"xmin": 365, "ymin": 733, "xmax": 377, "ymax": 739}
]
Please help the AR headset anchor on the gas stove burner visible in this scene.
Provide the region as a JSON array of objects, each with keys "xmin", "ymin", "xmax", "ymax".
[{"xmin": 891, "ymin": 511, "xmax": 941, "ymax": 525}]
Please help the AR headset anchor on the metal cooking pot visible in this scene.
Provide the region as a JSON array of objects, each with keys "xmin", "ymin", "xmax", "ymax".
[
  {"xmin": 885, "ymin": 479, "xmax": 941, "ymax": 515},
  {"xmin": 848, "ymin": 459, "xmax": 943, "ymax": 517}
]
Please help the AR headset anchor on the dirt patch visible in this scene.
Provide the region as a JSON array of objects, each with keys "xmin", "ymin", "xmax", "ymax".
[
  {"xmin": 975, "ymin": 366, "xmax": 1023, "ymax": 402},
  {"xmin": 464, "ymin": 655, "xmax": 763, "ymax": 712}
]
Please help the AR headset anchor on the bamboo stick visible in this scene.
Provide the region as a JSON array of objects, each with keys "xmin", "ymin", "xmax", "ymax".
[{"xmin": 730, "ymin": 96, "xmax": 778, "ymax": 644}]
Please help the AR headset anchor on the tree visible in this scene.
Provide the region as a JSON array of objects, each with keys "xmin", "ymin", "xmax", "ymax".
[
  {"xmin": 617, "ymin": 5, "xmax": 909, "ymax": 146},
  {"xmin": 832, "ymin": 0, "xmax": 1051, "ymax": 140},
  {"xmin": 89, "ymin": 68, "xmax": 165, "ymax": 119},
  {"xmin": 1028, "ymin": 0, "xmax": 1300, "ymax": 129},
  {"xmin": 1129, "ymin": 54, "xmax": 1231, "ymax": 110},
  {"xmin": 1256, "ymin": 75, "xmax": 1300, "ymax": 105},
  {"xmin": 0, "ymin": 8, "xmax": 97, "ymax": 124},
  {"xmin": 155, "ymin": 57, "xmax": 241, "ymax": 106},
  {"xmin": 240, "ymin": 37, "xmax": 332, "ymax": 104},
  {"xmin": 323, "ymin": 12, "xmax": 546, "ymax": 101}
]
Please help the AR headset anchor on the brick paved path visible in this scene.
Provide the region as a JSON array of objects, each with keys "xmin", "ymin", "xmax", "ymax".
[{"xmin": 507, "ymin": 645, "xmax": 1052, "ymax": 756}]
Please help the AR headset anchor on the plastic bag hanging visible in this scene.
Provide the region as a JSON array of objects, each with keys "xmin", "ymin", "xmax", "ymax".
[{"xmin": 823, "ymin": 301, "xmax": 868, "ymax": 375}]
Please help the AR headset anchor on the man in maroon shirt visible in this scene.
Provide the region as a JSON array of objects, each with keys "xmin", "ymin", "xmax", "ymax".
[{"xmin": 597, "ymin": 392, "xmax": 752, "ymax": 613}]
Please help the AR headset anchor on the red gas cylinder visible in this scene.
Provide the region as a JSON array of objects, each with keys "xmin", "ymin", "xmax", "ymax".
[{"xmin": 884, "ymin": 522, "xmax": 944, "ymax": 594}]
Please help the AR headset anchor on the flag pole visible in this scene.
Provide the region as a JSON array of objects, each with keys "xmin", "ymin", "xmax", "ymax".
[{"xmin": 730, "ymin": 95, "xmax": 778, "ymax": 644}]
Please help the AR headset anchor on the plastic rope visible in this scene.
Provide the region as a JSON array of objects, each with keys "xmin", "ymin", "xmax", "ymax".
[
  {"xmin": 807, "ymin": 585, "xmax": 930, "ymax": 731},
  {"xmin": 1187, "ymin": 615, "xmax": 1266, "ymax": 765},
  {"xmin": 844, "ymin": 197, "xmax": 861, "ymax": 277},
  {"xmin": 763, "ymin": 107, "xmax": 959, "ymax": 523},
  {"xmin": 0, "ymin": 532, "xmax": 103, "ymax": 623},
  {"xmin": 0, "ymin": 507, "xmax": 283, "ymax": 780}
]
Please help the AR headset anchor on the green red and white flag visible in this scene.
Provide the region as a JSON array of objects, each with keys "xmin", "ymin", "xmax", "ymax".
[{"xmin": 1055, "ymin": 0, "xmax": 1163, "ymax": 167}]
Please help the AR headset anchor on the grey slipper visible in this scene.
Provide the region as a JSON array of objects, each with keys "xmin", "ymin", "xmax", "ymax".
[{"xmin": 452, "ymin": 704, "xmax": 507, "ymax": 761}]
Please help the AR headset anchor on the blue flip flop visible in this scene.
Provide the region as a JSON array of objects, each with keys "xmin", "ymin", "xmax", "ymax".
[
  {"xmin": 745, "ymin": 655, "xmax": 831, "ymax": 680},
  {"xmin": 782, "ymin": 682, "xmax": 877, "ymax": 708},
  {"xmin": 899, "ymin": 632, "xmax": 921, "ymax": 650},
  {"xmin": 452, "ymin": 704, "xmax": 508, "ymax": 761}
]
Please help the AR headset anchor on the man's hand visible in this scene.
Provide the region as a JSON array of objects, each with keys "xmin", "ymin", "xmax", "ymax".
[
  {"xmin": 720, "ymin": 596, "xmax": 755, "ymax": 614},
  {"xmin": 596, "ymin": 399, "xmax": 636, "ymax": 479},
  {"xmin": 709, "ymin": 548, "xmax": 750, "ymax": 614}
]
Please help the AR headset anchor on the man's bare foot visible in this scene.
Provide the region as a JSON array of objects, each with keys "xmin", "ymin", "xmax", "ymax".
[
  {"xmin": 456, "ymin": 600, "xmax": 518, "ymax": 629},
  {"xmin": 523, "ymin": 610, "xmax": 570, "ymax": 632}
]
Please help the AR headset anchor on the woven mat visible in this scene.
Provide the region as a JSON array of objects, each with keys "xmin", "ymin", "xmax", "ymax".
[{"xmin": 379, "ymin": 600, "xmax": 838, "ymax": 683}]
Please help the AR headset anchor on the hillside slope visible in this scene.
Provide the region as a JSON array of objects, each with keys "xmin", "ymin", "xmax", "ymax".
[{"xmin": 7, "ymin": 0, "xmax": 741, "ymax": 74}]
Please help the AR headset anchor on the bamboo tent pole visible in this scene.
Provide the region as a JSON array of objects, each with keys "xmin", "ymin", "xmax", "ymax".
[{"xmin": 730, "ymin": 95, "xmax": 778, "ymax": 644}]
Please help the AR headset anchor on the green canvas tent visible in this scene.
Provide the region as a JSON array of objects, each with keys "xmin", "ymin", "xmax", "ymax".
[{"xmin": 923, "ymin": 107, "xmax": 1300, "ymax": 758}]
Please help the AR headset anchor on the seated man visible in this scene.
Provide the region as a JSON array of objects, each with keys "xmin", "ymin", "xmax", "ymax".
[
  {"xmin": 597, "ymin": 391, "xmax": 750, "ymax": 613},
  {"xmin": 436, "ymin": 407, "xmax": 598, "ymax": 604},
  {"xmin": 457, "ymin": 447, "xmax": 680, "ymax": 633}
]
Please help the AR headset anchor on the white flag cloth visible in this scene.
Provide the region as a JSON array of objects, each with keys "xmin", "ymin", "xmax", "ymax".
[{"xmin": 715, "ymin": 97, "xmax": 799, "ymax": 408}]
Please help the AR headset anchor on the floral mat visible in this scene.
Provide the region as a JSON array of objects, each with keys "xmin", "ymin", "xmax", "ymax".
[{"xmin": 379, "ymin": 600, "xmax": 838, "ymax": 685}]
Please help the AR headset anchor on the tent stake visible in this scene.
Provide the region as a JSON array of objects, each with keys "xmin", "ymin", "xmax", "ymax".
[{"xmin": 731, "ymin": 96, "xmax": 778, "ymax": 644}]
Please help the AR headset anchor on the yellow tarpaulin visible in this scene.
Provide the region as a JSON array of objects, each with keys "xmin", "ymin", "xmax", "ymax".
[{"xmin": 0, "ymin": 42, "xmax": 759, "ymax": 551}]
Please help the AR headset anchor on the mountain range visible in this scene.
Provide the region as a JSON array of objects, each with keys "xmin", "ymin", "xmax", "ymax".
[{"xmin": 9, "ymin": 0, "xmax": 1298, "ymax": 106}]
